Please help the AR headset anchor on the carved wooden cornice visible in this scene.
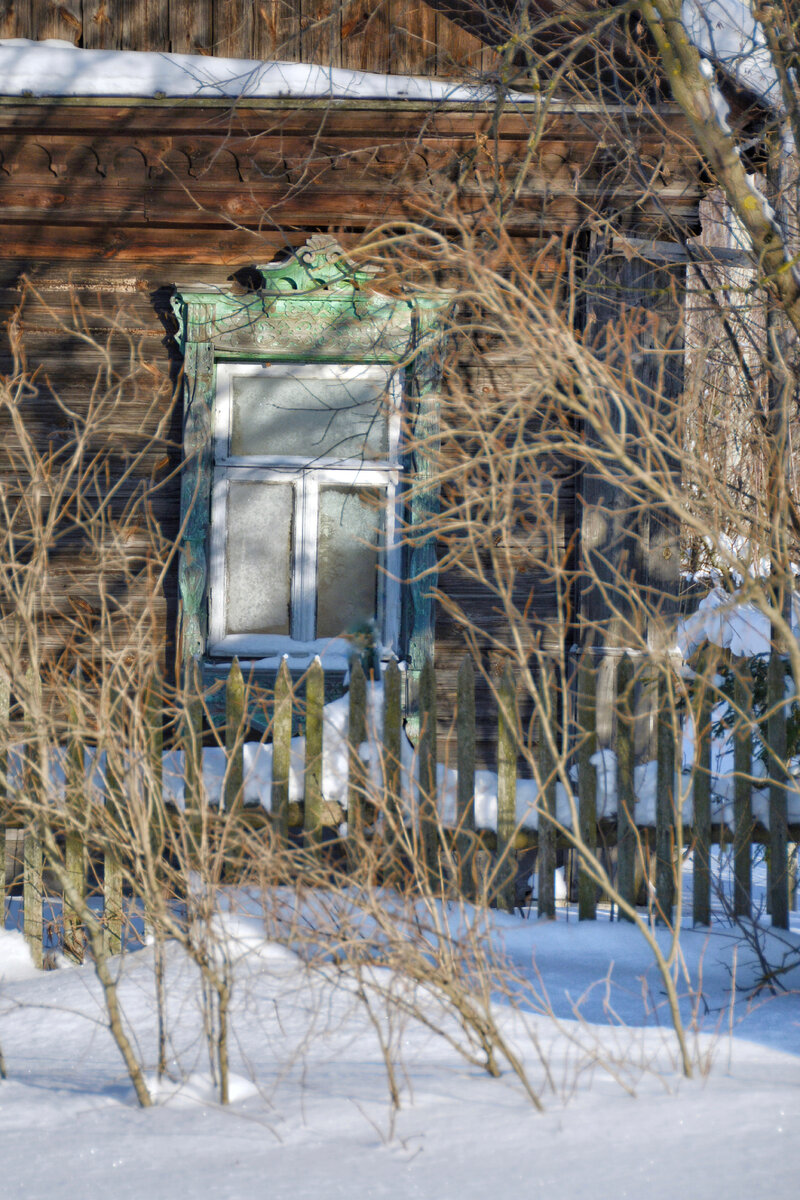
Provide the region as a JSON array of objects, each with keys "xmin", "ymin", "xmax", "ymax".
[{"xmin": 171, "ymin": 236, "xmax": 443, "ymax": 360}]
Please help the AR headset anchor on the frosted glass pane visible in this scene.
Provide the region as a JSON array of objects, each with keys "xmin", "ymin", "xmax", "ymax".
[
  {"xmin": 230, "ymin": 374, "xmax": 389, "ymax": 460},
  {"xmin": 225, "ymin": 482, "xmax": 292, "ymax": 635},
  {"xmin": 317, "ymin": 487, "xmax": 382, "ymax": 639}
]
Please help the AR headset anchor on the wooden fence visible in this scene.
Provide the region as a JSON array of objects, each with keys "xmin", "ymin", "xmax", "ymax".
[{"xmin": 2, "ymin": 649, "xmax": 798, "ymax": 967}]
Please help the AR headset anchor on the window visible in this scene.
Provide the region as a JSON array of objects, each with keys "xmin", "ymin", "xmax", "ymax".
[
  {"xmin": 207, "ymin": 362, "xmax": 402, "ymax": 664},
  {"xmin": 173, "ymin": 235, "xmax": 443, "ymax": 697}
]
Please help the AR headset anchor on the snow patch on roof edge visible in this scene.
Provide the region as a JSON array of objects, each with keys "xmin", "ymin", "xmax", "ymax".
[
  {"xmin": 682, "ymin": 0, "xmax": 779, "ymax": 107},
  {"xmin": 0, "ymin": 39, "xmax": 532, "ymax": 103}
]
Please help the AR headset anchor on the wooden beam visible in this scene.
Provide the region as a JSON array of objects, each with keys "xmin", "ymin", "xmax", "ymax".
[{"xmin": 613, "ymin": 235, "xmax": 756, "ymax": 268}]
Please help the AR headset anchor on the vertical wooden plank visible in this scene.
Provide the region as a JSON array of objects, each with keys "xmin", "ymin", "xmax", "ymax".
[
  {"xmin": 84, "ymin": 0, "xmax": 123, "ymax": 48},
  {"xmin": 104, "ymin": 849, "xmax": 123, "ymax": 958},
  {"xmin": 579, "ymin": 247, "xmax": 683, "ymax": 693},
  {"xmin": 144, "ymin": 671, "xmax": 165, "ymax": 859},
  {"xmin": 179, "ymin": 338, "xmax": 214, "ymax": 671},
  {"xmin": 0, "ymin": 824, "xmax": 4, "ymax": 934},
  {"xmin": 390, "ymin": 0, "xmax": 436, "ymax": 75},
  {"xmin": 404, "ymin": 249, "xmax": 442, "ymax": 746},
  {"xmin": 104, "ymin": 687, "xmax": 125, "ymax": 958},
  {"xmin": 1, "ymin": 0, "xmax": 33, "ymax": 38},
  {"xmin": 434, "ymin": 7, "xmax": 485, "ymax": 76},
  {"xmin": 255, "ymin": 0, "xmax": 301, "ymax": 60},
  {"xmin": 347, "ymin": 660, "xmax": 368, "ymax": 863},
  {"xmin": 223, "ymin": 659, "xmax": 244, "ymax": 881},
  {"xmin": 64, "ymin": 834, "xmax": 85, "ymax": 963},
  {"xmin": 23, "ymin": 831, "xmax": 43, "ymax": 969},
  {"xmin": 0, "ymin": 670, "xmax": 8, "ymax": 931},
  {"xmin": 382, "ymin": 657, "xmax": 402, "ymax": 871},
  {"xmin": 184, "ymin": 659, "xmax": 204, "ymax": 830},
  {"xmin": 340, "ymin": 0, "xmax": 391, "ymax": 72},
  {"xmin": 213, "ymin": 0, "xmax": 255, "ymax": 58},
  {"xmin": 732, "ymin": 659, "xmax": 752, "ymax": 918},
  {"xmin": 418, "ymin": 656, "xmax": 439, "ymax": 889},
  {"xmin": 64, "ymin": 681, "xmax": 85, "ymax": 964},
  {"xmin": 767, "ymin": 651, "xmax": 789, "ymax": 928},
  {"xmin": 301, "ymin": 0, "xmax": 342, "ymax": 66},
  {"xmin": 224, "ymin": 658, "xmax": 245, "ymax": 815},
  {"xmin": 304, "ymin": 657, "xmax": 325, "ymax": 850},
  {"xmin": 455, "ymin": 654, "xmax": 476, "ymax": 900},
  {"xmin": 655, "ymin": 669, "xmax": 676, "ymax": 924},
  {"xmin": 616, "ymin": 654, "xmax": 636, "ymax": 919},
  {"xmin": 142, "ymin": 672, "xmax": 164, "ymax": 941},
  {"xmin": 121, "ymin": 0, "xmax": 169, "ymax": 49},
  {"xmin": 692, "ymin": 647, "xmax": 713, "ymax": 927},
  {"xmin": 496, "ymin": 663, "xmax": 517, "ymax": 914},
  {"xmin": 0, "ymin": 1, "xmax": 16, "ymax": 37},
  {"xmin": 22, "ymin": 665, "xmax": 42, "ymax": 968},
  {"xmin": 36, "ymin": 0, "xmax": 83, "ymax": 42},
  {"xmin": 537, "ymin": 669, "xmax": 556, "ymax": 920},
  {"xmin": 271, "ymin": 659, "xmax": 292, "ymax": 848},
  {"xmin": 576, "ymin": 651, "xmax": 597, "ymax": 920},
  {"xmin": 170, "ymin": 0, "xmax": 213, "ymax": 53},
  {"xmin": 579, "ymin": 248, "xmax": 651, "ymax": 663}
]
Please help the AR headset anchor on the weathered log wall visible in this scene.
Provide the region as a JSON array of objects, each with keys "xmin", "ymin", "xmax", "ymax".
[{"xmin": 0, "ymin": 95, "xmax": 703, "ymax": 737}]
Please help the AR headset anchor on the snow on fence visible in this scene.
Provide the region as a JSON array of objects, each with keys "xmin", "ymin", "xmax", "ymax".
[{"xmin": 1, "ymin": 649, "xmax": 798, "ymax": 967}]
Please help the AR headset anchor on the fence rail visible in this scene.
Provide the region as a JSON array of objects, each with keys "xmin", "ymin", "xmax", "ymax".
[{"xmin": 2, "ymin": 649, "xmax": 798, "ymax": 966}]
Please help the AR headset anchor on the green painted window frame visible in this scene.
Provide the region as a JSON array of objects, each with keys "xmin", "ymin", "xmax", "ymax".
[{"xmin": 171, "ymin": 236, "xmax": 444, "ymax": 716}]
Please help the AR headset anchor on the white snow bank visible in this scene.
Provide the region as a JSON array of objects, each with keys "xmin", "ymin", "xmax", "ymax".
[
  {"xmin": 210, "ymin": 912, "xmax": 301, "ymax": 967},
  {"xmin": 143, "ymin": 1071, "xmax": 258, "ymax": 1107},
  {"xmin": 0, "ymin": 929, "xmax": 39, "ymax": 982},
  {"xmin": 0, "ymin": 40, "xmax": 532, "ymax": 103},
  {"xmin": 678, "ymin": 584, "xmax": 800, "ymax": 660},
  {"xmin": 2, "ymin": 906, "xmax": 800, "ymax": 1198}
]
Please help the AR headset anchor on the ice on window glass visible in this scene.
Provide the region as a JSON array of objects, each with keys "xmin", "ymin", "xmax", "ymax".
[
  {"xmin": 225, "ymin": 482, "xmax": 292, "ymax": 635},
  {"xmin": 230, "ymin": 372, "xmax": 389, "ymax": 461},
  {"xmin": 317, "ymin": 486, "xmax": 381, "ymax": 638}
]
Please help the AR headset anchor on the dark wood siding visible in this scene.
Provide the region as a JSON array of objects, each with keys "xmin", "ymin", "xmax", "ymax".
[
  {"xmin": 0, "ymin": 0, "xmax": 488, "ymax": 75},
  {"xmin": 0, "ymin": 95, "xmax": 702, "ymax": 731}
]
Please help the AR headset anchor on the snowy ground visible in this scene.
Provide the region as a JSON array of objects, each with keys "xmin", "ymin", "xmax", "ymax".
[{"xmin": 1, "ymin": 869, "xmax": 799, "ymax": 1200}]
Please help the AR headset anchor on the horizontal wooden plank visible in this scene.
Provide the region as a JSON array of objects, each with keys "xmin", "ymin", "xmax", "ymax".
[
  {"xmin": 0, "ymin": 130, "xmax": 695, "ymax": 162},
  {"xmin": 0, "ymin": 99, "xmax": 695, "ymax": 134},
  {"xmin": 0, "ymin": 261, "xmax": 235, "ymax": 288},
  {"xmin": 0, "ymin": 224, "xmax": 294, "ymax": 262},
  {"xmin": 0, "ymin": 200, "xmax": 698, "ymax": 260},
  {"xmin": 0, "ymin": 175, "xmax": 701, "ymax": 218}
]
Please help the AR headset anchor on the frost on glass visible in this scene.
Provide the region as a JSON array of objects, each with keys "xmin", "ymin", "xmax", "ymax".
[
  {"xmin": 225, "ymin": 482, "xmax": 292, "ymax": 635},
  {"xmin": 230, "ymin": 373, "xmax": 389, "ymax": 461},
  {"xmin": 317, "ymin": 486, "xmax": 382, "ymax": 638}
]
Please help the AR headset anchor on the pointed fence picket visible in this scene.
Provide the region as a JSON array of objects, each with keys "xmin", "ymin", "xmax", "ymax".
[
  {"xmin": 691, "ymin": 647, "xmax": 713, "ymax": 928},
  {"xmin": 455, "ymin": 654, "xmax": 476, "ymax": 900},
  {"xmin": 2, "ymin": 646, "xmax": 799, "ymax": 967},
  {"xmin": 767, "ymin": 651, "xmax": 789, "ymax": 926},
  {"xmin": 616, "ymin": 653, "xmax": 636, "ymax": 920},
  {"xmin": 576, "ymin": 651, "xmax": 598, "ymax": 920}
]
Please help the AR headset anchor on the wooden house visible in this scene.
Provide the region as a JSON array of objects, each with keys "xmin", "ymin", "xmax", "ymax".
[{"xmin": 0, "ymin": 2, "xmax": 712, "ymax": 756}]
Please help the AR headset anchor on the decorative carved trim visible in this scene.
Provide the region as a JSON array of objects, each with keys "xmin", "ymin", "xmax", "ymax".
[
  {"xmin": 256, "ymin": 235, "xmax": 380, "ymax": 294},
  {"xmin": 171, "ymin": 238, "xmax": 442, "ymax": 358}
]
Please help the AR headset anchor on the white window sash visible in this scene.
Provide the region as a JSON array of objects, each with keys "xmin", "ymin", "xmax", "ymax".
[
  {"xmin": 214, "ymin": 361, "xmax": 401, "ymax": 470},
  {"xmin": 208, "ymin": 366, "xmax": 403, "ymax": 662}
]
